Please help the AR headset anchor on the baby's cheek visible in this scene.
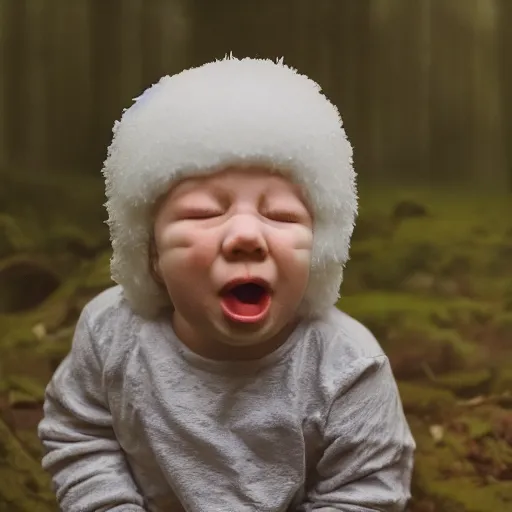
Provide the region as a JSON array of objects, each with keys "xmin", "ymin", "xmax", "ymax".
[
  {"xmin": 273, "ymin": 234, "xmax": 312, "ymax": 265},
  {"xmin": 187, "ymin": 239, "xmax": 218, "ymax": 269}
]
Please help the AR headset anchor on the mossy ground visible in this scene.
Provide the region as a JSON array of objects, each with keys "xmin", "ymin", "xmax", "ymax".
[
  {"xmin": 339, "ymin": 185, "xmax": 512, "ymax": 511},
  {"xmin": 1, "ymin": 174, "xmax": 511, "ymax": 511}
]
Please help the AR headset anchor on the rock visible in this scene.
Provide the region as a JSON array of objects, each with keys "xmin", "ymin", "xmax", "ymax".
[
  {"xmin": 31, "ymin": 323, "xmax": 47, "ymax": 341},
  {"xmin": 0, "ymin": 256, "xmax": 60, "ymax": 313},
  {"xmin": 392, "ymin": 200, "xmax": 428, "ymax": 221},
  {"xmin": 429, "ymin": 424, "xmax": 445, "ymax": 444},
  {"xmin": 402, "ymin": 273, "xmax": 435, "ymax": 294},
  {"xmin": 351, "ymin": 214, "xmax": 394, "ymax": 241},
  {"xmin": 45, "ymin": 225, "xmax": 107, "ymax": 259},
  {"xmin": 433, "ymin": 278, "xmax": 462, "ymax": 298}
]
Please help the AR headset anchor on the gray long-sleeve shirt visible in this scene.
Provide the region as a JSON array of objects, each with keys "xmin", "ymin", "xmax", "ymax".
[{"xmin": 38, "ymin": 285, "xmax": 415, "ymax": 512}]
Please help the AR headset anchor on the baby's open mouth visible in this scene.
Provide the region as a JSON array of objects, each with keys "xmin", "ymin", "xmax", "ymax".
[
  {"xmin": 220, "ymin": 281, "xmax": 272, "ymax": 323},
  {"xmin": 228, "ymin": 283, "xmax": 268, "ymax": 304}
]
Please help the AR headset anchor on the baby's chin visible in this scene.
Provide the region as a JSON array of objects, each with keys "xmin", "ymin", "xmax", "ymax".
[
  {"xmin": 213, "ymin": 322, "xmax": 276, "ymax": 347},
  {"xmin": 211, "ymin": 314, "xmax": 298, "ymax": 353}
]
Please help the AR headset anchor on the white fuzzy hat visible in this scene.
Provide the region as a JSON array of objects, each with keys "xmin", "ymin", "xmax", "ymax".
[{"xmin": 102, "ymin": 55, "xmax": 357, "ymax": 319}]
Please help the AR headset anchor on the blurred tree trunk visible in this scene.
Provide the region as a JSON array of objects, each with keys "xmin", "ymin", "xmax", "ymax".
[
  {"xmin": 90, "ymin": 0, "xmax": 123, "ymax": 170},
  {"xmin": 118, "ymin": 0, "xmax": 192, "ymax": 115},
  {"xmin": 188, "ymin": 0, "xmax": 239, "ymax": 65},
  {"xmin": 335, "ymin": 0, "xmax": 372, "ymax": 178},
  {"xmin": 429, "ymin": 0, "xmax": 473, "ymax": 183},
  {"xmin": 376, "ymin": 0, "xmax": 430, "ymax": 182},
  {"xmin": 2, "ymin": 0, "xmax": 24, "ymax": 169},
  {"xmin": 0, "ymin": 0, "xmax": 6, "ymax": 170},
  {"xmin": 468, "ymin": 0, "xmax": 505, "ymax": 188},
  {"xmin": 142, "ymin": 0, "xmax": 191, "ymax": 85},
  {"xmin": 407, "ymin": 0, "xmax": 432, "ymax": 183},
  {"xmin": 367, "ymin": 0, "xmax": 392, "ymax": 180},
  {"xmin": 119, "ymin": 0, "xmax": 144, "ymax": 104},
  {"xmin": 293, "ymin": 0, "xmax": 314, "ymax": 71},
  {"xmin": 141, "ymin": 0, "xmax": 163, "ymax": 84},
  {"xmin": 189, "ymin": 0, "xmax": 299, "ymax": 67},
  {"xmin": 45, "ymin": 0, "xmax": 93, "ymax": 171},
  {"xmin": 23, "ymin": 0, "xmax": 48, "ymax": 170},
  {"xmin": 315, "ymin": 0, "xmax": 336, "ymax": 97},
  {"xmin": 428, "ymin": 0, "xmax": 504, "ymax": 187},
  {"xmin": 158, "ymin": 0, "xmax": 191, "ymax": 79},
  {"xmin": 499, "ymin": 0, "xmax": 512, "ymax": 189}
]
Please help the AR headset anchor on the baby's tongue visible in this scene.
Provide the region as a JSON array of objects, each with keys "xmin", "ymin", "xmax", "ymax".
[{"xmin": 223, "ymin": 295, "xmax": 263, "ymax": 316}]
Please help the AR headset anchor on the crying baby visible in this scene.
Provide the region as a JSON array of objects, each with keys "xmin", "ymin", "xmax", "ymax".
[
  {"xmin": 38, "ymin": 56, "xmax": 414, "ymax": 512},
  {"xmin": 148, "ymin": 165, "xmax": 314, "ymax": 361}
]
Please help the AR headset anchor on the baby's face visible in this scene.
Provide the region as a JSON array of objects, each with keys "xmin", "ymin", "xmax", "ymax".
[{"xmin": 152, "ymin": 166, "xmax": 313, "ymax": 359}]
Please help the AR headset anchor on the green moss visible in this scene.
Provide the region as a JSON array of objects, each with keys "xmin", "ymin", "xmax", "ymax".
[
  {"xmin": 339, "ymin": 291, "xmax": 493, "ymax": 325},
  {"xmin": 457, "ymin": 416, "xmax": 494, "ymax": 440},
  {"xmin": 435, "ymin": 370, "xmax": 493, "ymax": 398},
  {"xmin": 338, "ymin": 292, "xmax": 491, "ymax": 377},
  {"xmin": 0, "ymin": 215, "xmax": 33, "ymax": 257},
  {"xmin": 358, "ymin": 185, "xmax": 511, "ymax": 229},
  {"xmin": 79, "ymin": 249, "xmax": 113, "ymax": 291},
  {"xmin": 349, "ymin": 237, "xmax": 442, "ymax": 289},
  {"xmin": 0, "ymin": 260, "xmax": 107, "ymax": 354},
  {"xmin": 0, "ymin": 322, "xmax": 37, "ymax": 350},
  {"xmin": 398, "ymin": 382, "xmax": 456, "ymax": 418},
  {"xmin": 491, "ymin": 311, "xmax": 512, "ymax": 338},
  {"xmin": 2, "ymin": 182, "xmax": 512, "ymax": 511},
  {"xmin": 412, "ymin": 411, "xmax": 512, "ymax": 511},
  {"xmin": 8, "ymin": 390, "xmax": 38, "ymax": 407},
  {"xmin": 5, "ymin": 376, "xmax": 46, "ymax": 402},
  {"xmin": 44, "ymin": 224, "xmax": 105, "ymax": 255},
  {"xmin": 0, "ymin": 418, "xmax": 56, "ymax": 511},
  {"xmin": 15, "ymin": 430, "xmax": 45, "ymax": 461},
  {"xmin": 33, "ymin": 329, "xmax": 74, "ymax": 369},
  {"xmin": 349, "ymin": 187, "xmax": 512, "ymax": 307},
  {"xmin": 426, "ymin": 478, "xmax": 512, "ymax": 512},
  {"xmin": 491, "ymin": 367, "xmax": 512, "ymax": 394}
]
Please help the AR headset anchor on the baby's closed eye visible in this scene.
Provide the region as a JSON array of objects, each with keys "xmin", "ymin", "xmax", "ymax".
[
  {"xmin": 177, "ymin": 208, "xmax": 224, "ymax": 220},
  {"xmin": 264, "ymin": 211, "xmax": 303, "ymax": 223}
]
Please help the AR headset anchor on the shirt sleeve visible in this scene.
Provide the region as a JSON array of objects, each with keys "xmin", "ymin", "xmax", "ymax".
[
  {"xmin": 37, "ymin": 307, "xmax": 147, "ymax": 512},
  {"xmin": 298, "ymin": 355, "xmax": 415, "ymax": 512}
]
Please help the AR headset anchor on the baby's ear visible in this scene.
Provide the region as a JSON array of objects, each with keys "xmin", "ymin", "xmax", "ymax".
[{"xmin": 148, "ymin": 235, "xmax": 164, "ymax": 285}]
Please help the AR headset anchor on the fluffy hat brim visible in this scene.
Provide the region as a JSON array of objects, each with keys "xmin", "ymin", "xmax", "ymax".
[{"xmin": 102, "ymin": 56, "xmax": 357, "ymax": 319}]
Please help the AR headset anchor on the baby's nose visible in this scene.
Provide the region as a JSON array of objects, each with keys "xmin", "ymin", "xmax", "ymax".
[{"xmin": 222, "ymin": 218, "xmax": 268, "ymax": 261}]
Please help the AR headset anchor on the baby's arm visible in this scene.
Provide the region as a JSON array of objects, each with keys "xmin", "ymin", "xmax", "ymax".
[
  {"xmin": 298, "ymin": 355, "xmax": 415, "ymax": 512},
  {"xmin": 38, "ymin": 308, "xmax": 147, "ymax": 512}
]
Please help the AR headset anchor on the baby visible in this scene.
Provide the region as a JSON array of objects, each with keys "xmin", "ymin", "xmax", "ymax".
[{"xmin": 38, "ymin": 56, "xmax": 415, "ymax": 512}]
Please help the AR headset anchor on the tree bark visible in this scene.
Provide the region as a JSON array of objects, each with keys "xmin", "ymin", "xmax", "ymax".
[
  {"xmin": 23, "ymin": 0, "xmax": 48, "ymax": 171},
  {"xmin": 0, "ymin": 0, "xmax": 6, "ymax": 170},
  {"xmin": 469, "ymin": 0, "xmax": 505, "ymax": 188},
  {"xmin": 498, "ymin": 0, "xmax": 512, "ymax": 189},
  {"xmin": 119, "ymin": 0, "xmax": 144, "ymax": 103},
  {"xmin": 2, "ymin": 0, "xmax": 25, "ymax": 169},
  {"xmin": 158, "ymin": 0, "xmax": 191, "ymax": 79},
  {"xmin": 89, "ymin": 0, "xmax": 124, "ymax": 170}
]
